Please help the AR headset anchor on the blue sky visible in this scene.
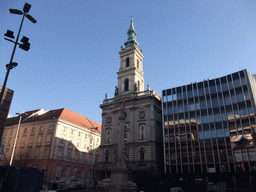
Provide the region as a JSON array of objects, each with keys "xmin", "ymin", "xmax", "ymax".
[{"xmin": 0, "ymin": 0, "xmax": 256, "ymax": 124}]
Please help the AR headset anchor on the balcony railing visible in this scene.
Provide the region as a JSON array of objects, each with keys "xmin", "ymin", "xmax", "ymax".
[{"xmin": 103, "ymin": 90, "xmax": 161, "ymax": 104}]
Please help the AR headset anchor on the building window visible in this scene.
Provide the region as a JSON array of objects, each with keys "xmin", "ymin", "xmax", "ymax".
[
  {"xmin": 139, "ymin": 124, "xmax": 146, "ymax": 140},
  {"xmin": 62, "ymin": 126, "xmax": 65, "ymax": 132},
  {"xmin": 84, "ymin": 144, "xmax": 86, "ymax": 149},
  {"xmin": 38, "ymin": 135, "xmax": 42, "ymax": 143},
  {"xmin": 137, "ymin": 59, "xmax": 139, "ymax": 68},
  {"xmin": 137, "ymin": 80, "xmax": 140, "ymax": 92},
  {"xmin": 29, "ymin": 136, "xmax": 34, "ymax": 144},
  {"xmin": 44, "ymin": 148, "xmax": 49, "ymax": 156},
  {"xmin": 124, "ymin": 79, "xmax": 129, "ymax": 91},
  {"xmin": 78, "ymin": 132, "xmax": 81, "ymax": 136},
  {"xmin": 74, "ymin": 167, "xmax": 78, "ymax": 177},
  {"xmin": 48, "ymin": 125, "xmax": 52, "ymax": 130},
  {"xmin": 10, "ymin": 130, "xmax": 13, "ymax": 135},
  {"xmin": 126, "ymin": 58, "xmax": 129, "ymax": 67},
  {"xmin": 105, "ymin": 128, "xmax": 111, "ymax": 143},
  {"xmin": 60, "ymin": 138, "xmax": 64, "ymax": 145},
  {"xmin": 67, "ymin": 151, "xmax": 71, "ymax": 159},
  {"xmin": 70, "ymin": 129, "xmax": 73, "ymax": 134},
  {"xmin": 97, "ymin": 138, "xmax": 99, "ymax": 142},
  {"xmin": 58, "ymin": 150, "xmax": 62, "ymax": 157},
  {"xmin": 40, "ymin": 126, "xmax": 44, "ymax": 131},
  {"xmin": 36, "ymin": 148, "xmax": 40, "ymax": 156},
  {"xmin": 82, "ymin": 153, "xmax": 86, "ymax": 161},
  {"xmin": 65, "ymin": 166, "xmax": 70, "ymax": 178},
  {"xmin": 32, "ymin": 127, "xmax": 35, "ymax": 132},
  {"xmin": 22, "ymin": 136, "xmax": 26, "ymax": 145},
  {"xmin": 46, "ymin": 134, "xmax": 52, "ymax": 142},
  {"xmin": 24, "ymin": 128, "xmax": 27, "ymax": 133},
  {"xmin": 77, "ymin": 141, "xmax": 80, "ymax": 148},
  {"xmin": 139, "ymin": 147, "xmax": 145, "ymax": 161},
  {"xmin": 105, "ymin": 149, "xmax": 109, "ymax": 162},
  {"xmin": 85, "ymin": 134, "xmax": 87, "ymax": 139},
  {"xmin": 56, "ymin": 166, "xmax": 61, "ymax": 179},
  {"xmin": 82, "ymin": 168, "xmax": 85, "ymax": 178},
  {"xmin": 114, "ymin": 148, "xmax": 118, "ymax": 164}
]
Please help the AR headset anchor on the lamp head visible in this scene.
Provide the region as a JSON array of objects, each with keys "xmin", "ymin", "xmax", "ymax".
[
  {"xmin": 19, "ymin": 36, "xmax": 30, "ymax": 51},
  {"xmin": 4, "ymin": 30, "xmax": 14, "ymax": 39},
  {"xmin": 23, "ymin": 3, "xmax": 31, "ymax": 13},
  {"xmin": 9, "ymin": 9, "xmax": 23, "ymax": 15}
]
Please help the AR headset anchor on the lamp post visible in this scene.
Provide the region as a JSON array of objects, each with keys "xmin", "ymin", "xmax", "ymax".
[
  {"xmin": 9, "ymin": 112, "xmax": 28, "ymax": 166},
  {"xmin": 90, "ymin": 127, "xmax": 98, "ymax": 188},
  {"xmin": 0, "ymin": 3, "xmax": 37, "ymax": 103}
]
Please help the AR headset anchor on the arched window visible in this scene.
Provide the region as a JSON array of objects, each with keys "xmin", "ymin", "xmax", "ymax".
[
  {"xmin": 137, "ymin": 80, "xmax": 140, "ymax": 92},
  {"xmin": 139, "ymin": 147, "xmax": 145, "ymax": 161},
  {"xmin": 124, "ymin": 79, "xmax": 129, "ymax": 91},
  {"xmin": 126, "ymin": 58, "xmax": 130, "ymax": 67},
  {"xmin": 137, "ymin": 59, "xmax": 139, "ymax": 68},
  {"xmin": 105, "ymin": 149, "xmax": 109, "ymax": 162}
]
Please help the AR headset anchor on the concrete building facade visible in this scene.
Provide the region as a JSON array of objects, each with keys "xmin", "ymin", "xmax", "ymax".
[{"xmin": 0, "ymin": 108, "xmax": 101, "ymax": 185}]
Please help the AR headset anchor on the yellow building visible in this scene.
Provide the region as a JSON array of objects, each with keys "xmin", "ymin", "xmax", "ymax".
[{"xmin": 0, "ymin": 108, "xmax": 101, "ymax": 186}]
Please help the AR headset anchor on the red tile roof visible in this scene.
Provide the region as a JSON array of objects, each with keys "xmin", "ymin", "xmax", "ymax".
[
  {"xmin": 59, "ymin": 108, "xmax": 101, "ymax": 133},
  {"xmin": 5, "ymin": 108, "xmax": 101, "ymax": 133}
]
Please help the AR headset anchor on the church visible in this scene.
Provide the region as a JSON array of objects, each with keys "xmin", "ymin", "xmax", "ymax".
[{"xmin": 95, "ymin": 18, "xmax": 163, "ymax": 181}]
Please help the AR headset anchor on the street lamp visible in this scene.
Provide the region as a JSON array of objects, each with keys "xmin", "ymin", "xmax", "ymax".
[
  {"xmin": 9, "ymin": 112, "xmax": 28, "ymax": 165},
  {"xmin": 90, "ymin": 127, "xmax": 99, "ymax": 188},
  {"xmin": 0, "ymin": 3, "xmax": 37, "ymax": 103}
]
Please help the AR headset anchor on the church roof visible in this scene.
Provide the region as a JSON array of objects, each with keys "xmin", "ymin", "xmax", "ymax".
[
  {"xmin": 124, "ymin": 17, "xmax": 139, "ymax": 48},
  {"xmin": 127, "ymin": 17, "xmax": 136, "ymax": 35},
  {"xmin": 5, "ymin": 108, "xmax": 101, "ymax": 133}
]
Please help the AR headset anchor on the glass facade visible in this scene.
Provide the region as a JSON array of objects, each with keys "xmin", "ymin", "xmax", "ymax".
[{"xmin": 162, "ymin": 70, "xmax": 256, "ymax": 173}]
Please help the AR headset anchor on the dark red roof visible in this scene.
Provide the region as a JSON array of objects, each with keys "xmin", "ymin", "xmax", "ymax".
[{"xmin": 5, "ymin": 108, "xmax": 101, "ymax": 133}]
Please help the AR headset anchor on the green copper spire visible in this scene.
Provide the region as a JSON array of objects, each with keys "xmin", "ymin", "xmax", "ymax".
[{"xmin": 124, "ymin": 17, "xmax": 139, "ymax": 48}]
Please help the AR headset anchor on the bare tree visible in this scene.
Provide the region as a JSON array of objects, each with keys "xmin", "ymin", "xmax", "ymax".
[
  {"xmin": 12, "ymin": 149, "xmax": 38, "ymax": 167},
  {"xmin": 0, "ymin": 152, "xmax": 11, "ymax": 165}
]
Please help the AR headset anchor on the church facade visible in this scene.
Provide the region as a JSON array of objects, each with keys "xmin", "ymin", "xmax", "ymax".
[{"xmin": 95, "ymin": 18, "xmax": 163, "ymax": 180}]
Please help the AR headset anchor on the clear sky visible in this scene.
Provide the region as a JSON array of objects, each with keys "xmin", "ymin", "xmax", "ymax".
[{"xmin": 0, "ymin": 0, "xmax": 256, "ymax": 124}]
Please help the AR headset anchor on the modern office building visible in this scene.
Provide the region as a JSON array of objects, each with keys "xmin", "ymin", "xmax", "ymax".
[
  {"xmin": 162, "ymin": 69, "xmax": 256, "ymax": 174},
  {"xmin": 0, "ymin": 108, "xmax": 101, "ymax": 185}
]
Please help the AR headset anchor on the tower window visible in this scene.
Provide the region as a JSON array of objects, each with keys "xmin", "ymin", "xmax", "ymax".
[
  {"xmin": 124, "ymin": 79, "xmax": 129, "ymax": 91},
  {"xmin": 126, "ymin": 58, "xmax": 129, "ymax": 67},
  {"xmin": 138, "ymin": 80, "xmax": 140, "ymax": 92},
  {"xmin": 137, "ymin": 59, "xmax": 139, "ymax": 68}
]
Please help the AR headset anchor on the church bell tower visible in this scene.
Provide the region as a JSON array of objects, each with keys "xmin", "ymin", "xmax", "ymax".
[
  {"xmin": 117, "ymin": 17, "xmax": 145, "ymax": 95},
  {"xmin": 97, "ymin": 18, "xmax": 163, "ymax": 187}
]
